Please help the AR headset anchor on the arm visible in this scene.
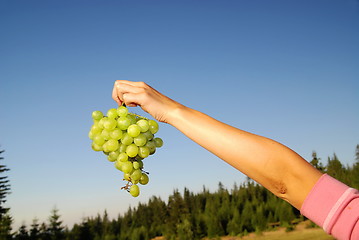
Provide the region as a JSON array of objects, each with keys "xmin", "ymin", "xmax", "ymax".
[{"xmin": 112, "ymin": 80, "xmax": 323, "ymax": 209}]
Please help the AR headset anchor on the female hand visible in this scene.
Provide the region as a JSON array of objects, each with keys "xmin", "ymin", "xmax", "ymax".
[{"xmin": 112, "ymin": 80, "xmax": 181, "ymax": 123}]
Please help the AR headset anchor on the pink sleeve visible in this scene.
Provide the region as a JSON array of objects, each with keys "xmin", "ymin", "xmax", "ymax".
[{"xmin": 300, "ymin": 174, "xmax": 359, "ymax": 240}]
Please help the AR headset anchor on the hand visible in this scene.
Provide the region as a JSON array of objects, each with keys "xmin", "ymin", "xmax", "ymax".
[{"xmin": 112, "ymin": 80, "xmax": 181, "ymax": 123}]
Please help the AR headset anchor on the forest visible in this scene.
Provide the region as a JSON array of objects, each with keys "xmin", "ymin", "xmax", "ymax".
[{"xmin": 1, "ymin": 145, "xmax": 358, "ymax": 240}]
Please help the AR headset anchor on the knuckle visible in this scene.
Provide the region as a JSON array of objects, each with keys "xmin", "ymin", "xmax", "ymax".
[{"xmin": 138, "ymin": 81, "xmax": 146, "ymax": 87}]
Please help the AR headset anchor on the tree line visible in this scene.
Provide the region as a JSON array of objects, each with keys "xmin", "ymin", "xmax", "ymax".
[{"xmin": 1, "ymin": 145, "xmax": 359, "ymax": 240}]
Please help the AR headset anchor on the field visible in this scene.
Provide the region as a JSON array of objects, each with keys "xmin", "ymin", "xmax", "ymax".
[
  {"xmin": 153, "ymin": 221, "xmax": 335, "ymax": 240},
  {"xmin": 224, "ymin": 228, "xmax": 334, "ymax": 240},
  {"xmin": 213, "ymin": 222, "xmax": 334, "ymax": 240}
]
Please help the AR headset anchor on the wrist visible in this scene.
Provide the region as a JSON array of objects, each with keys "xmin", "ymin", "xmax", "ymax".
[{"xmin": 165, "ymin": 102, "xmax": 188, "ymax": 126}]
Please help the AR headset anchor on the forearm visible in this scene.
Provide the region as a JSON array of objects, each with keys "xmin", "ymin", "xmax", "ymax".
[{"xmin": 168, "ymin": 104, "xmax": 322, "ymax": 209}]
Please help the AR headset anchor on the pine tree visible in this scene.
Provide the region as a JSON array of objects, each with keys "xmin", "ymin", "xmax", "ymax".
[
  {"xmin": 67, "ymin": 221, "xmax": 93, "ymax": 240},
  {"xmin": 165, "ymin": 189, "xmax": 188, "ymax": 239},
  {"xmin": 310, "ymin": 151, "xmax": 324, "ymax": 172},
  {"xmin": 352, "ymin": 144, "xmax": 359, "ymax": 189},
  {"xmin": 176, "ymin": 218, "xmax": 193, "ymax": 240},
  {"xmin": 204, "ymin": 196, "xmax": 224, "ymax": 238},
  {"xmin": 0, "ymin": 149, "xmax": 12, "ymax": 239},
  {"xmin": 240, "ymin": 200, "xmax": 255, "ymax": 233},
  {"xmin": 102, "ymin": 210, "xmax": 110, "ymax": 238},
  {"xmin": 326, "ymin": 153, "xmax": 346, "ymax": 183},
  {"xmin": 0, "ymin": 214, "xmax": 13, "ymax": 240},
  {"xmin": 0, "ymin": 149, "xmax": 10, "ymax": 217},
  {"xmin": 39, "ymin": 222, "xmax": 50, "ymax": 240},
  {"xmin": 276, "ymin": 201, "xmax": 295, "ymax": 226},
  {"xmin": 29, "ymin": 218, "xmax": 40, "ymax": 240},
  {"xmin": 48, "ymin": 207, "xmax": 65, "ymax": 240},
  {"xmin": 15, "ymin": 223, "xmax": 29, "ymax": 240},
  {"xmin": 253, "ymin": 204, "xmax": 267, "ymax": 232},
  {"xmin": 227, "ymin": 208, "xmax": 241, "ymax": 236}
]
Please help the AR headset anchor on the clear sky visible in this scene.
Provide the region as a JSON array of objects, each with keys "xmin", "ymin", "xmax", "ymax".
[{"xmin": 1, "ymin": 0, "xmax": 358, "ymax": 230}]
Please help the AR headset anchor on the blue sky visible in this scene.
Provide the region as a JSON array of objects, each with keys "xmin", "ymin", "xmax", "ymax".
[{"xmin": 1, "ymin": 0, "xmax": 358, "ymax": 230}]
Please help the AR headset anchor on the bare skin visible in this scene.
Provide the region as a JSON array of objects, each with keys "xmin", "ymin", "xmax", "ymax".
[{"xmin": 112, "ymin": 80, "xmax": 323, "ymax": 210}]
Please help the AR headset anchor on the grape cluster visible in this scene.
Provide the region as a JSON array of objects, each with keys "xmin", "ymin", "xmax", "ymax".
[{"xmin": 88, "ymin": 106, "xmax": 163, "ymax": 197}]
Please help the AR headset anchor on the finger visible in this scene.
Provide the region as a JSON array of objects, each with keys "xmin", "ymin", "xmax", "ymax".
[
  {"xmin": 113, "ymin": 81, "xmax": 144, "ymax": 108},
  {"xmin": 122, "ymin": 93, "xmax": 142, "ymax": 108},
  {"xmin": 112, "ymin": 82, "xmax": 122, "ymax": 105},
  {"xmin": 115, "ymin": 81, "xmax": 145, "ymax": 93},
  {"xmin": 114, "ymin": 82, "xmax": 144, "ymax": 103},
  {"xmin": 115, "ymin": 80, "xmax": 146, "ymax": 88},
  {"xmin": 113, "ymin": 81, "xmax": 136, "ymax": 105},
  {"xmin": 113, "ymin": 80, "xmax": 151, "ymax": 108}
]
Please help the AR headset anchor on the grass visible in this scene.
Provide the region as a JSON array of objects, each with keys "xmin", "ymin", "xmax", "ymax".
[
  {"xmin": 231, "ymin": 229, "xmax": 334, "ymax": 240},
  {"xmin": 153, "ymin": 221, "xmax": 335, "ymax": 240},
  {"xmin": 217, "ymin": 221, "xmax": 335, "ymax": 240}
]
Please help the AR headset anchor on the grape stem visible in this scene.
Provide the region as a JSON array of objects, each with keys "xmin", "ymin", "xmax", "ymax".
[
  {"xmin": 122, "ymin": 102, "xmax": 150, "ymax": 120},
  {"xmin": 121, "ymin": 181, "xmax": 132, "ymax": 191},
  {"xmin": 128, "ymin": 112, "xmax": 149, "ymax": 120}
]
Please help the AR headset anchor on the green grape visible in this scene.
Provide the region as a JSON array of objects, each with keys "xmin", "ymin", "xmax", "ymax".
[
  {"xmin": 121, "ymin": 161, "xmax": 133, "ymax": 173},
  {"xmin": 124, "ymin": 172, "xmax": 131, "ymax": 181},
  {"xmin": 149, "ymin": 148, "xmax": 156, "ymax": 155},
  {"xmin": 117, "ymin": 116, "xmax": 131, "ymax": 130},
  {"xmin": 88, "ymin": 130, "xmax": 95, "ymax": 140},
  {"xmin": 117, "ymin": 152, "xmax": 128, "ymax": 162},
  {"xmin": 138, "ymin": 146, "xmax": 150, "ymax": 159},
  {"xmin": 132, "ymin": 161, "xmax": 140, "ymax": 170},
  {"xmin": 154, "ymin": 137, "xmax": 163, "ymax": 148},
  {"xmin": 107, "ymin": 155, "xmax": 114, "ymax": 162},
  {"xmin": 128, "ymin": 114, "xmax": 137, "ymax": 124},
  {"xmin": 91, "ymin": 124, "xmax": 102, "ymax": 135},
  {"xmin": 101, "ymin": 129, "xmax": 111, "ymax": 140},
  {"xmin": 108, "ymin": 151, "xmax": 120, "ymax": 162},
  {"xmin": 121, "ymin": 133, "xmax": 133, "ymax": 146},
  {"xmin": 136, "ymin": 119, "xmax": 149, "ymax": 132},
  {"xmin": 126, "ymin": 144, "xmax": 138, "ymax": 158},
  {"xmin": 143, "ymin": 130, "xmax": 154, "ymax": 141},
  {"xmin": 102, "ymin": 141, "xmax": 109, "ymax": 153},
  {"xmin": 115, "ymin": 160, "xmax": 123, "ymax": 171},
  {"xmin": 104, "ymin": 118, "xmax": 117, "ymax": 130},
  {"xmin": 139, "ymin": 173, "xmax": 149, "ymax": 185},
  {"xmin": 130, "ymin": 184, "xmax": 140, "ymax": 197},
  {"xmin": 127, "ymin": 124, "xmax": 141, "ymax": 138},
  {"xmin": 117, "ymin": 106, "xmax": 128, "ymax": 117},
  {"xmin": 148, "ymin": 120, "xmax": 159, "ymax": 134},
  {"xmin": 92, "ymin": 110, "xmax": 103, "ymax": 121},
  {"xmin": 132, "ymin": 179, "xmax": 139, "ymax": 184},
  {"xmin": 106, "ymin": 139, "xmax": 119, "ymax": 152},
  {"xmin": 110, "ymin": 128, "xmax": 123, "ymax": 140},
  {"xmin": 98, "ymin": 117, "xmax": 107, "ymax": 129},
  {"xmin": 131, "ymin": 169, "xmax": 142, "ymax": 181},
  {"xmin": 93, "ymin": 135, "xmax": 106, "ymax": 146},
  {"xmin": 118, "ymin": 143, "xmax": 127, "ymax": 153},
  {"xmin": 134, "ymin": 133, "xmax": 147, "ymax": 147},
  {"xmin": 92, "ymin": 142, "xmax": 103, "ymax": 151},
  {"xmin": 107, "ymin": 108, "xmax": 118, "ymax": 119},
  {"xmin": 145, "ymin": 140, "xmax": 156, "ymax": 154},
  {"xmin": 137, "ymin": 159, "xmax": 144, "ymax": 169}
]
